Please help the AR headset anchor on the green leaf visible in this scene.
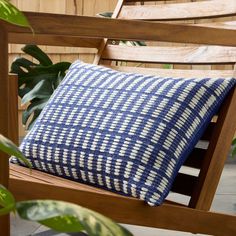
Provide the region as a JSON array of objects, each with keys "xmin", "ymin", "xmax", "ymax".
[
  {"xmin": 135, "ymin": 41, "xmax": 146, "ymax": 46},
  {"xmin": 163, "ymin": 64, "xmax": 172, "ymax": 69},
  {"xmin": 16, "ymin": 200, "xmax": 132, "ymax": 235},
  {"xmin": 22, "ymin": 99, "xmax": 48, "ymax": 126},
  {"xmin": 11, "ymin": 57, "xmax": 36, "ymax": 74},
  {"xmin": 22, "ymin": 45, "xmax": 52, "ymax": 66},
  {"xmin": 21, "ymin": 80, "xmax": 53, "ymax": 105},
  {"xmin": 0, "ymin": 0, "xmax": 31, "ymax": 28},
  {"xmin": 119, "ymin": 40, "xmax": 146, "ymax": 47},
  {"xmin": 0, "ymin": 185, "xmax": 16, "ymax": 216},
  {"xmin": 231, "ymin": 146, "xmax": 236, "ymax": 158},
  {"xmin": 27, "ymin": 99, "xmax": 48, "ymax": 115},
  {"xmin": 53, "ymin": 73, "xmax": 64, "ymax": 88},
  {"xmin": 98, "ymin": 12, "xmax": 113, "ymax": 18},
  {"xmin": 40, "ymin": 216, "xmax": 84, "ymax": 233},
  {"xmin": 18, "ymin": 71, "xmax": 57, "ymax": 88},
  {"xmin": 22, "ymin": 109, "xmax": 31, "ymax": 126},
  {"xmin": 17, "ymin": 62, "xmax": 71, "ymax": 88},
  {"xmin": 82, "ymin": 208, "xmax": 132, "ymax": 236},
  {"xmin": 11, "ymin": 64, "xmax": 26, "ymax": 78},
  {"xmin": 22, "ymin": 98, "xmax": 48, "ymax": 128},
  {"xmin": 16, "ymin": 201, "xmax": 84, "ymax": 233},
  {"xmin": 232, "ymin": 138, "xmax": 236, "ymax": 146},
  {"xmin": 18, "ymin": 87, "xmax": 31, "ymax": 99},
  {"xmin": 27, "ymin": 110, "xmax": 42, "ymax": 130},
  {"xmin": 0, "ymin": 134, "xmax": 32, "ymax": 168},
  {"xmin": 51, "ymin": 62, "xmax": 71, "ymax": 73}
]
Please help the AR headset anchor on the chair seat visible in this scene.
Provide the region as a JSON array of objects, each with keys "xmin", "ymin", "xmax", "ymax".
[
  {"xmin": 10, "ymin": 163, "xmax": 124, "ymax": 198},
  {"xmin": 9, "ymin": 163, "xmax": 182, "ymax": 207},
  {"xmin": 9, "ymin": 164, "xmax": 236, "ymax": 235}
]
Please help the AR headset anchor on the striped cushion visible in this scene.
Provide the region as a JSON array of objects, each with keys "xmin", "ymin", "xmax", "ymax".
[{"xmin": 12, "ymin": 60, "xmax": 235, "ymax": 206}]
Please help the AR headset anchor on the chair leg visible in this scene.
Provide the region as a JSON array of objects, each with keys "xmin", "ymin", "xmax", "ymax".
[
  {"xmin": 0, "ymin": 28, "xmax": 10, "ymax": 236},
  {"xmin": 0, "ymin": 215, "xmax": 10, "ymax": 236},
  {"xmin": 8, "ymin": 74, "xmax": 19, "ymax": 146}
]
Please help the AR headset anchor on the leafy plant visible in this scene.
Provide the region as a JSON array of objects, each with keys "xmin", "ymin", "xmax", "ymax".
[
  {"xmin": 163, "ymin": 64, "xmax": 172, "ymax": 69},
  {"xmin": 11, "ymin": 45, "xmax": 71, "ymax": 130},
  {"xmin": 0, "ymin": 0, "xmax": 30, "ymax": 28},
  {"xmin": 0, "ymin": 134, "xmax": 31, "ymax": 168},
  {"xmin": 99, "ymin": 11, "xmax": 113, "ymax": 18},
  {"xmin": 231, "ymin": 138, "xmax": 236, "ymax": 158},
  {"xmin": 0, "ymin": 135, "xmax": 132, "ymax": 236}
]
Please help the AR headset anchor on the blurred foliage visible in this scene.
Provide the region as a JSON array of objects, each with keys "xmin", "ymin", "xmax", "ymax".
[
  {"xmin": 0, "ymin": 0, "xmax": 30, "ymax": 28},
  {"xmin": 0, "ymin": 135, "xmax": 132, "ymax": 236}
]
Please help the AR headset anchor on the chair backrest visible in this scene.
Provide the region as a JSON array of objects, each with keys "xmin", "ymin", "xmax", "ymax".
[
  {"xmin": 95, "ymin": 0, "xmax": 236, "ymax": 211},
  {"xmin": 119, "ymin": 0, "xmax": 236, "ymax": 21}
]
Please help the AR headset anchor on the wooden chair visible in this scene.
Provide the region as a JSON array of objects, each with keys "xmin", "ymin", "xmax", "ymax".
[{"xmin": 0, "ymin": 0, "xmax": 236, "ymax": 235}]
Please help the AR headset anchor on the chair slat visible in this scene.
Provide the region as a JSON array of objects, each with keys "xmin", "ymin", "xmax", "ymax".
[
  {"xmin": 119, "ymin": 1, "xmax": 236, "ymax": 21},
  {"xmin": 102, "ymin": 45, "xmax": 236, "ymax": 65},
  {"xmin": 107, "ymin": 66, "xmax": 235, "ymax": 78},
  {"xmin": 125, "ymin": 0, "xmax": 171, "ymax": 2},
  {"xmin": 189, "ymin": 88, "xmax": 236, "ymax": 210},
  {"xmin": 197, "ymin": 21, "xmax": 236, "ymax": 30}
]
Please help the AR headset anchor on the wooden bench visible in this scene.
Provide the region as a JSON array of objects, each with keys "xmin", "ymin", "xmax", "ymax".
[{"xmin": 0, "ymin": 0, "xmax": 236, "ymax": 235}]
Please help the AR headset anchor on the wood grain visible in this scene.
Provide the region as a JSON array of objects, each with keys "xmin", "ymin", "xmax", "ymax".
[
  {"xmin": 107, "ymin": 65, "xmax": 235, "ymax": 78},
  {"xmin": 94, "ymin": 0, "xmax": 125, "ymax": 65},
  {"xmin": 2, "ymin": 12, "xmax": 236, "ymax": 46},
  {"xmin": 10, "ymin": 0, "xmax": 117, "ymax": 62},
  {"xmin": 119, "ymin": 0, "xmax": 236, "ymax": 20},
  {"xmin": 197, "ymin": 20, "xmax": 236, "ymax": 30},
  {"xmin": 9, "ymin": 164, "xmax": 236, "ymax": 235},
  {"xmin": 189, "ymin": 87, "xmax": 236, "ymax": 210},
  {"xmin": 8, "ymin": 33, "xmax": 102, "ymax": 48},
  {"xmin": 8, "ymin": 75, "xmax": 19, "ymax": 146},
  {"xmin": 0, "ymin": 26, "xmax": 10, "ymax": 236},
  {"xmin": 102, "ymin": 45, "xmax": 236, "ymax": 64}
]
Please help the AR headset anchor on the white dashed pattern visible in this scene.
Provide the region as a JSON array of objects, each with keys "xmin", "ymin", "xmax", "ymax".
[{"xmin": 12, "ymin": 60, "xmax": 235, "ymax": 206}]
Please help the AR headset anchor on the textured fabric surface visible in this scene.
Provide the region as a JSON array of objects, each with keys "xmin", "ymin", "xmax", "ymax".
[{"xmin": 12, "ymin": 60, "xmax": 235, "ymax": 206}]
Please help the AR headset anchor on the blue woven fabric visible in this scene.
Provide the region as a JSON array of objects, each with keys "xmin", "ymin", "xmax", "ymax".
[{"xmin": 12, "ymin": 60, "xmax": 236, "ymax": 206}]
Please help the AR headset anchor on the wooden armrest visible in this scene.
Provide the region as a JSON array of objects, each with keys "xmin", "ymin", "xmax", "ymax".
[{"xmin": 0, "ymin": 12, "xmax": 235, "ymax": 47}]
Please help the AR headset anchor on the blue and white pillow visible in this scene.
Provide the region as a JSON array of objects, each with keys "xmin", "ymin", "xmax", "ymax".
[{"xmin": 12, "ymin": 60, "xmax": 235, "ymax": 206}]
